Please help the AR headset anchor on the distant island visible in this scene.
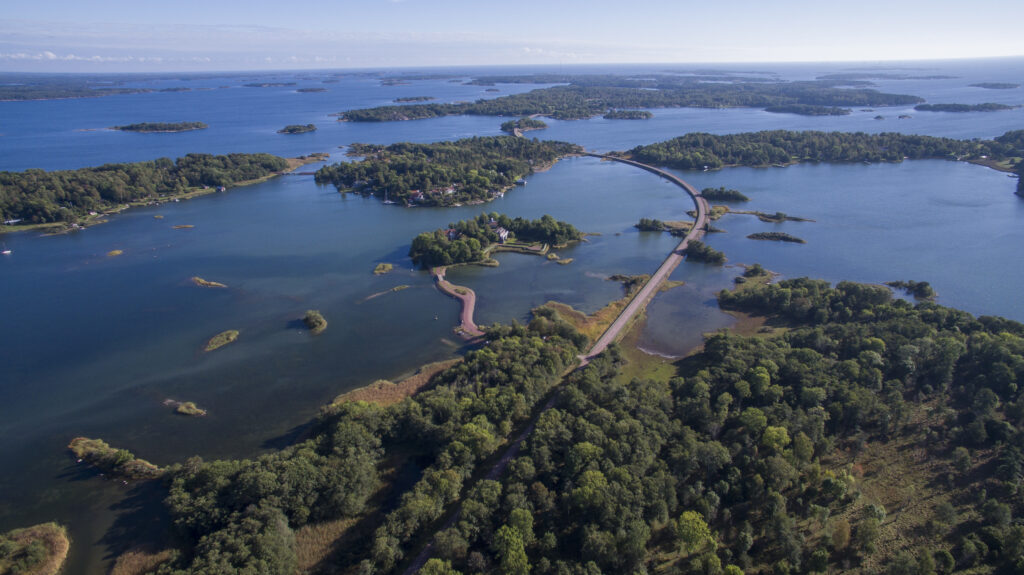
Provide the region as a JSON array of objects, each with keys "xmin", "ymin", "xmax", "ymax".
[
  {"xmin": 315, "ymin": 136, "xmax": 581, "ymax": 207},
  {"xmin": 243, "ymin": 82, "xmax": 297, "ymax": 88},
  {"xmin": 337, "ymin": 74, "xmax": 923, "ymax": 122},
  {"xmin": 970, "ymin": 82, "xmax": 1020, "ymax": 90},
  {"xmin": 277, "ymin": 123, "xmax": 317, "ymax": 134},
  {"xmin": 914, "ymin": 103, "xmax": 1018, "ymax": 112},
  {"xmin": 603, "ymin": 110, "xmax": 653, "ymax": 120},
  {"xmin": 111, "ymin": 122, "xmax": 208, "ymax": 133},
  {"xmin": 763, "ymin": 104, "xmax": 851, "ymax": 116},
  {"xmin": 410, "ymin": 213, "xmax": 582, "ymax": 268},
  {"xmin": 499, "ymin": 116, "xmax": 548, "ymax": 133},
  {"xmin": 394, "ymin": 96, "xmax": 436, "ymax": 103},
  {"xmin": 296, "ymin": 87, "xmax": 327, "ymax": 93}
]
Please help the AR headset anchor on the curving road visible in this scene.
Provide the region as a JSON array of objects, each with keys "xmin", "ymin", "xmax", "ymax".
[
  {"xmin": 401, "ymin": 153, "xmax": 709, "ymax": 573},
  {"xmin": 580, "ymin": 153, "xmax": 710, "ymax": 363}
]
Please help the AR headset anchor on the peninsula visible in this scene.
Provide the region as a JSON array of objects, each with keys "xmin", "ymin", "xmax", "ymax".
[{"xmin": 0, "ymin": 152, "xmax": 302, "ymax": 232}]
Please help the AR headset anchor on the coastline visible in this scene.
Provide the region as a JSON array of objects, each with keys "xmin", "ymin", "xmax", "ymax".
[{"xmin": 0, "ymin": 154, "xmax": 328, "ymax": 236}]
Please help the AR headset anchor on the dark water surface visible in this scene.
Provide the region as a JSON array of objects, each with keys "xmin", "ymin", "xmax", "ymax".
[{"xmin": 2, "ymin": 60, "xmax": 1023, "ymax": 573}]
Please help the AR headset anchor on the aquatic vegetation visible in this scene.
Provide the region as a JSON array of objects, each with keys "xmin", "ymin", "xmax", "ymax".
[
  {"xmin": 373, "ymin": 263, "xmax": 393, "ymax": 275},
  {"xmin": 191, "ymin": 276, "xmax": 227, "ymax": 288},
  {"xmin": 303, "ymin": 310, "xmax": 327, "ymax": 335},
  {"xmin": 204, "ymin": 330, "xmax": 239, "ymax": 351},
  {"xmin": 68, "ymin": 437, "xmax": 162, "ymax": 479}
]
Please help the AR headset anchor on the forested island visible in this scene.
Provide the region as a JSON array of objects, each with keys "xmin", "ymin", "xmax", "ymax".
[
  {"xmin": 701, "ymin": 186, "xmax": 750, "ymax": 202},
  {"xmin": 83, "ymin": 272, "xmax": 1024, "ymax": 575},
  {"xmin": 969, "ymin": 83, "xmax": 1020, "ymax": 89},
  {"xmin": 111, "ymin": 121, "xmax": 208, "ymax": 133},
  {"xmin": 277, "ymin": 123, "xmax": 317, "ymax": 134},
  {"xmin": 337, "ymin": 74, "xmax": 923, "ymax": 122},
  {"xmin": 409, "ymin": 212, "xmax": 582, "ymax": 268},
  {"xmin": 0, "ymin": 73, "xmax": 152, "ymax": 101},
  {"xmin": 0, "ymin": 153, "xmax": 289, "ymax": 225},
  {"xmin": 763, "ymin": 104, "xmax": 851, "ymax": 116},
  {"xmin": 683, "ymin": 240, "xmax": 727, "ymax": 263},
  {"xmin": 603, "ymin": 110, "xmax": 653, "ymax": 120},
  {"xmin": 395, "ymin": 96, "xmax": 436, "ymax": 103},
  {"xmin": 627, "ymin": 130, "xmax": 1020, "ymax": 170},
  {"xmin": 314, "ymin": 136, "xmax": 582, "ymax": 207},
  {"xmin": 914, "ymin": 103, "xmax": 1018, "ymax": 112},
  {"xmin": 748, "ymin": 231, "xmax": 806, "ymax": 243},
  {"xmin": 500, "ymin": 117, "xmax": 548, "ymax": 133},
  {"xmin": 296, "ymin": 87, "xmax": 327, "ymax": 93}
]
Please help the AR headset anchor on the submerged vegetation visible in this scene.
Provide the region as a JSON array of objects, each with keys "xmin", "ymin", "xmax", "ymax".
[
  {"xmin": 315, "ymin": 136, "xmax": 581, "ymax": 207},
  {"xmin": 175, "ymin": 402, "xmax": 207, "ymax": 417},
  {"xmin": 373, "ymin": 263, "xmax": 393, "ymax": 275},
  {"xmin": 68, "ymin": 437, "xmax": 162, "ymax": 479},
  {"xmin": 0, "ymin": 153, "xmax": 289, "ymax": 225},
  {"xmin": 204, "ymin": 330, "xmax": 239, "ymax": 352},
  {"xmin": 191, "ymin": 276, "xmax": 227, "ymax": 288}
]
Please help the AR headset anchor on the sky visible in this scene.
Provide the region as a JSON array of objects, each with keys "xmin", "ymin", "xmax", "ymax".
[{"xmin": 2, "ymin": 0, "xmax": 1023, "ymax": 72}]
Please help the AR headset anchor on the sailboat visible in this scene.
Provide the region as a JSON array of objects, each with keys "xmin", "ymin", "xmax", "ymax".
[{"xmin": 1, "ymin": 243, "xmax": 11, "ymax": 255}]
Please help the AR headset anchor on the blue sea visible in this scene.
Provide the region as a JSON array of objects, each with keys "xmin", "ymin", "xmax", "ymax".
[{"xmin": 1, "ymin": 59, "xmax": 1023, "ymax": 573}]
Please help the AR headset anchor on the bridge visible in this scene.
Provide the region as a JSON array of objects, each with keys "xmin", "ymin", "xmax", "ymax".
[
  {"xmin": 401, "ymin": 152, "xmax": 710, "ymax": 573},
  {"xmin": 579, "ymin": 153, "xmax": 711, "ymax": 363}
]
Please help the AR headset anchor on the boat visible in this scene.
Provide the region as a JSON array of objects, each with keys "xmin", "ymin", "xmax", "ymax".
[{"xmin": 1, "ymin": 244, "xmax": 11, "ymax": 255}]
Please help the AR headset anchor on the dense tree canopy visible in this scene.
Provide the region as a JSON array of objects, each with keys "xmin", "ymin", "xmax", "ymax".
[
  {"xmin": 409, "ymin": 212, "xmax": 582, "ymax": 268},
  {"xmin": 629, "ymin": 130, "xmax": 1016, "ymax": 170},
  {"xmin": 315, "ymin": 137, "xmax": 581, "ymax": 207},
  {"xmin": 0, "ymin": 153, "xmax": 288, "ymax": 224}
]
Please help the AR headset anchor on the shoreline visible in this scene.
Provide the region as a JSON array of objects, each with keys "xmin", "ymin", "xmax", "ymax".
[{"xmin": 0, "ymin": 154, "xmax": 328, "ymax": 236}]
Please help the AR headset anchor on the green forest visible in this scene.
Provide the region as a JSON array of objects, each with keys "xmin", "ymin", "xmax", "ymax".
[
  {"xmin": 315, "ymin": 137, "xmax": 582, "ymax": 207},
  {"xmin": 409, "ymin": 212, "xmax": 582, "ymax": 268},
  {"xmin": 90, "ymin": 273, "xmax": 1024, "ymax": 575},
  {"xmin": 0, "ymin": 153, "xmax": 289, "ymax": 224},
  {"xmin": 112, "ymin": 122, "xmax": 208, "ymax": 132},
  {"xmin": 338, "ymin": 75, "xmax": 923, "ymax": 122},
  {"xmin": 628, "ymin": 130, "xmax": 1018, "ymax": 170},
  {"xmin": 914, "ymin": 103, "xmax": 1017, "ymax": 113}
]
